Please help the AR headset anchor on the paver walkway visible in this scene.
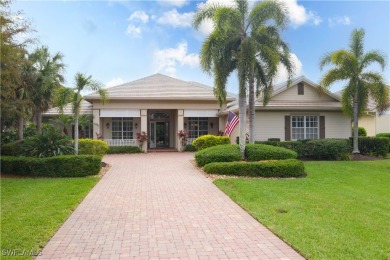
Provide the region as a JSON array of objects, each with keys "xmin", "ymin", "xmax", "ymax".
[{"xmin": 38, "ymin": 153, "xmax": 304, "ymax": 260}]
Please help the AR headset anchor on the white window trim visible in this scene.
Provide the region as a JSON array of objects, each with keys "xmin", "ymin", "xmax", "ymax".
[
  {"xmin": 112, "ymin": 117, "xmax": 134, "ymax": 140},
  {"xmin": 291, "ymin": 115, "xmax": 319, "ymax": 141}
]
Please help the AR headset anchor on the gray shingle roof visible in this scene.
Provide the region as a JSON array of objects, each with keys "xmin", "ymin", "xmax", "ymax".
[
  {"xmin": 43, "ymin": 100, "xmax": 92, "ymax": 116},
  {"xmin": 84, "ymin": 74, "xmax": 236, "ymax": 101}
]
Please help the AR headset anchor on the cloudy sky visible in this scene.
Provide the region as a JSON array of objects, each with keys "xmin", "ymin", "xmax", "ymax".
[{"xmin": 14, "ymin": 0, "xmax": 390, "ymax": 94}]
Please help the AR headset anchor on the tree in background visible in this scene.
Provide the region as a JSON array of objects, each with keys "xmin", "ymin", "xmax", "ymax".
[{"xmin": 320, "ymin": 28, "xmax": 389, "ymax": 154}]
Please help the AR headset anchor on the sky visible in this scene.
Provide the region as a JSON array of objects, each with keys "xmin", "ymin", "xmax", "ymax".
[{"xmin": 13, "ymin": 0, "xmax": 390, "ymax": 95}]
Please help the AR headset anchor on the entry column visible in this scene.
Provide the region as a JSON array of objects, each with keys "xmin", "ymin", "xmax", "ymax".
[
  {"xmin": 141, "ymin": 109, "xmax": 148, "ymax": 153},
  {"xmin": 177, "ymin": 109, "xmax": 184, "ymax": 151},
  {"xmin": 93, "ymin": 109, "xmax": 100, "ymax": 139}
]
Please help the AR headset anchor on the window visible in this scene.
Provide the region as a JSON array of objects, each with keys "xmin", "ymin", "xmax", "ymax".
[
  {"xmin": 291, "ymin": 115, "xmax": 318, "ymax": 140},
  {"xmin": 188, "ymin": 117, "xmax": 208, "ymax": 138},
  {"xmin": 112, "ymin": 117, "xmax": 133, "ymax": 139}
]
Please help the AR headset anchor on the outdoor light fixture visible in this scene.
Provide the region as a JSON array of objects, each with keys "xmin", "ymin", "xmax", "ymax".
[
  {"xmin": 135, "ymin": 123, "xmax": 138, "ymax": 129},
  {"xmin": 184, "ymin": 123, "xmax": 187, "ymax": 129},
  {"xmin": 106, "ymin": 123, "xmax": 110, "ymax": 129},
  {"xmin": 210, "ymin": 122, "xmax": 214, "ymax": 129}
]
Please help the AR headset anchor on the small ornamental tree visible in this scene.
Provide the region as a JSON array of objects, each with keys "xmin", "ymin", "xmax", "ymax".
[
  {"xmin": 177, "ymin": 130, "xmax": 188, "ymax": 146},
  {"xmin": 136, "ymin": 131, "xmax": 148, "ymax": 149}
]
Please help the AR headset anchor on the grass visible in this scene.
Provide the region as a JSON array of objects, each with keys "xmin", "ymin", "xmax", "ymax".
[
  {"xmin": 1, "ymin": 177, "xmax": 99, "ymax": 260},
  {"xmin": 215, "ymin": 160, "xmax": 390, "ymax": 260}
]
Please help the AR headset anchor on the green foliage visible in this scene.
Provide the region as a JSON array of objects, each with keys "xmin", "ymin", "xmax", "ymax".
[
  {"xmin": 78, "ymin": 139, "xmax": 108, "ymax": 156},
  {"xmin": 255, "ymin": 141, "xmax": 305, "ymax": 158},
  {"xmin": 24, "ymin": 123, "xmax": 37, "ymax": 137},
  {"xmin": 352, "ymin": 127, "xmax": 367, "ymax": 136},
  {"xmin": 355, "ymin": 137, "xmax": 389, "ymax": 157},
  {"xmin": 195, "ymin": 144, "xmax": 242, "ymax": 167},
  {"xmin": 305, "ymin": 139, "xmax": 351, "ymax": 160},
  {"xmin": 192, "ymin": 134, "xmax": 230, "ymax": 151},
  {"xmin": 107, "ymin": 146, "xmax": 141, "ymax": 154},
  {"xmin": 184, "ymin": 144, "xmax": 197, "ymax": 152},
  {"xmin": 376, "ymin": 133, "xmax": 390, "ymax": 138},
  {"xmin": 268, "ymin": 138, "xmax": 281, "ymax": 142},
  {"xmin": 1, "ymin": 140, "xmax": 25, "ymax": 156},
  {"xmin": 204, "ymin": 159, "xmax": 305, "ymax": 178},
  {"xmin": 1, "ymin": 129, "xmax": 17, "ymax": 145},
  {"xmin": 22, "ymin": 126, "xmax": 74, "ymax": 157},
  {"xmin": 245, "ymin": 144, "xmax": 297, "ymax": 161},
  {"xmin": 1, "ymin": 155, "xmax": 101, "ymax": 177}
]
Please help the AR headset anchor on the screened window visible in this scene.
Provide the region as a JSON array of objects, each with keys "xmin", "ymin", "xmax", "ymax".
[
  {"xmin": 112, "ymin": 117, "xmax": 133, "ymax": 139},
  {"xmin": 188, "ymin": 117, "xmax": 208, "ymax": 138},
  {"xmin": 291, "ymin": 116, "xmax": 318, "ymax": 140}
]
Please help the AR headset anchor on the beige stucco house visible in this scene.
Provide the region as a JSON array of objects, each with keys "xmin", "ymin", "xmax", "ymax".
[
  {"xmin": 356, "ymin": 102, "xmax": 390, "ymax": 137},
  {"xmin": 44, "ymin": 74, "xmax": 354, "ymax": 152}
]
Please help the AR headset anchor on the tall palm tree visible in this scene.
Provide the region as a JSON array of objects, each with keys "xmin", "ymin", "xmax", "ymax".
[
  {"xmin": 29, "ymin": 46, "xmax": 65, "ymax": 133},
  {"xmin": 320, "ymin": 28, "xmax": 389, "ymax": 154},
  {"xmin": 193, "ymin": 0, "xmax": 293, "ymax": 155},
  {"xmin": 58, "ymin": 73, "xmax": 107, "ymax": 154}
]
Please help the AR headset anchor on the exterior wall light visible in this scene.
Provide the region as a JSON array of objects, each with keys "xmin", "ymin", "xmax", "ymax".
[
  {"xmin": 184, "ymin": 123, "xmax": 187, "ymax": 129},
  {"xmin": 106, "ymin": 123, "xmax": 110, "ymax": 129},
  {"xmin": 210, "ymin": 122, "xmax": 214, "ymax": 129},
  {"xmin": 135, "ymin": 123, "xmax": 138, "ymax": 129}
]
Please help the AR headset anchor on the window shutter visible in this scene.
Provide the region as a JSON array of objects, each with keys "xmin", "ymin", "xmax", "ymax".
[
  {"xmin": 320, "ymin": 116, "xmax": 325, "ymax": 139},
  {"xmin": 285, "ymin": 116, "xmax": 291, "ymax": 141},
  {"xmin": 298, "ymin": 82, "xmax": 304, "ymax": 95}
]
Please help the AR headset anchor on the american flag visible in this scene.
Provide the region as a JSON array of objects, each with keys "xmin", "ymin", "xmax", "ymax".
[{"xmin": 224, "ymin": 111, "xmax": 239, "ymax": 136}]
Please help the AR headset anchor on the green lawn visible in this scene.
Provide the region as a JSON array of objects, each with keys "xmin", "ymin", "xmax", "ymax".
[
  {"xmin": 1, "ymin": 177, "xmax": 99, "ymax": 260},
  {"xmin": 215, "ymin": 160, "xmax": 390, "ymax": 260}
]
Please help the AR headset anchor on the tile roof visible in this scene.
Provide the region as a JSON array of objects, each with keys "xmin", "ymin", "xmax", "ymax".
[
  {"xmin": 84, "ymin": 74, "xmax": 237, "ymax": 101},
  {"xmin": 43, "ymin": 100, "xmax": 92, "ymax": 115}
]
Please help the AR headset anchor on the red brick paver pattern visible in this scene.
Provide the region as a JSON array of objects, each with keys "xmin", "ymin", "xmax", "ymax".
[{"xmin": 38, "ymin": 153, "xmax": 304, "ymax": 260}]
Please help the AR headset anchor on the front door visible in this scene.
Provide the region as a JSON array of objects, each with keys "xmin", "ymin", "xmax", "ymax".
[{"xmin": 150, "ymin": 121, "xmax": 169, "ymax": 148}]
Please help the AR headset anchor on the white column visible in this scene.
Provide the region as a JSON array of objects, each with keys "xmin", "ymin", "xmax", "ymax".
[
  {"xmin": 140, "ymin": 109, "xmax": 148, "ymax": 153},
  {"xmin": 93, "ymin": 110, "xmax": 100, "ymax": 139},
  {"xmin": 177, "ymin": 109, "xmax": 184, "ymax": 151}
]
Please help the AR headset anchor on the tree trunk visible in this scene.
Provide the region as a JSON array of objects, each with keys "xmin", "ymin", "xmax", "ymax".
[
  {"xmin": 74, "ymin": 107, "xmax": 79, "ymax": 155},
  {"xmin": 37, "ymin": 111, "xmax": 43, "ymax": 133},
  {"xmin": 248, "ymin": 77, "xmax": 255, "ymax": 144},
  {"xmin": 17, "ymin": 116, "xmax": 24, "ymax": 140},
  {"xmin": 352, "ymin": 90, "xmax": 360, "ymax": 154},
  {"xmin": 238, "ymin": 91, "xmax": 247, "ymax": 160}
]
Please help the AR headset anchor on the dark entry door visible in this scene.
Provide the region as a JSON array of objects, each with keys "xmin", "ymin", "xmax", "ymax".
[{"xmin": 156, "ymin": 122, "xmax": 169, "ymax": 147}]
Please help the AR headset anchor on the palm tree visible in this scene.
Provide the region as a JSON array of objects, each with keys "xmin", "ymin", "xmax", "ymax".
[
  {"xmin": 320, "ymin": 28, "xmax": 389, "ymax": 154},
  {"xmin": 50, "ymin": 114, "xmax": 73, "ymax": 136},
  {"xmin": 29, "ymin": 46, "xmax": 65, "ymax": 133},
  {"xmin": 193, "ymin": 0, "xmax": 293, "ymax": 155},
  {"xmin": 57, "ymin": 73, "xmax": 107, "ymax": 154}
]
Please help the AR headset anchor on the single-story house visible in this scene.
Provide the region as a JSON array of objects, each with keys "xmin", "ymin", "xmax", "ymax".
[{"xmin": 44, "ymin": 74, "xmax": 354, "ymax": 152}]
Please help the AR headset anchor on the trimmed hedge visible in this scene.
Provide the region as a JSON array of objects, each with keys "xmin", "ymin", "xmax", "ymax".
[
  {"xmin": 184, "ymin": 144, "xmax": 197, "ymax": 152},
  {"xmin": 78, "ymin": 139, "xmax": 109, "ymax": 156},
  {"xmin": 192, "ymin": 135, "xmax": 230, "ymax": 151},
  {"xmin": 355, "ymin": 137, "xmax": 389, "ymax": 157},
  {"xmin": 376, "ymin": 133, "xmax": 390, "ymax": 138},
  {"xmin": 195, "ymin": 144, "xmax": 242, "ymax": 167},
  {"xmin": 107, "ymin": 146, "xmax": 141, "ymax": 154},
  {"xmin": 305, "ymin": 139, "xmax": 350, "ymax": 160},
  {"xmin": 1, "ymin": 155, "xmax": 101, "ymax": 177},
  {"xmin": 245, "ymin": 144, "xmax": 297, "ymax": 161},
  {"xmin": 0, "ymin": 140, "xmax": 25, "ymax": 156},
  {"xmin": 255, "ymin": 141, "xmax": 305, "ymax": 158},
  {"xmin": 203, "ymin": 159, "xmax": 305, "ymax": 178}
]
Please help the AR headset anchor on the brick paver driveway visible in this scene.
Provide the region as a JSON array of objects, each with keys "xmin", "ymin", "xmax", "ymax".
[{"xmin": 38, "ymin": 153, "xmax": 303, "ymax": 260}]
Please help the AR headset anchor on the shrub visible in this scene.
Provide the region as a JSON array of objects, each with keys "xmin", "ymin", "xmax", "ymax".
[
  {"xmin": 184, "ymin": 144, "xmax": 197, "ymax": 152},
  {"xmin": 22, "ymin": 126, "xmax": 74, "ymax": 157},
  {"xmin": 305, "ymin": 139, "xmax": 350, "ymax": 160},
  {"xmin": 78, "ymin": 139, "xmax": 108, "ymax": 156},
  {"xmin": 195, "ymin": 144, "xmax": 242, "ymax": 167},
  {"xmin": 107, "ymin": 146, "xmax": 141, "ymax": 154},
  {"xmin": 352, "ymin": 127, "xmax": 367, "ymax": 137},
  {"xmin": 355, "ymin": 137, "xmax": 389, "ymax": 157},
  {"xmin": 0, "ymin": 155, "xmax": 101, "ymax": 177},
  {"xmin": 268, "ymin": 138, "xmax": 280, "ymax": 142},
  {"xmin": 1, "ymin": 140, "xmax": 25, "ymax": 156},
  {"xmin": 376, "ymin": 133, "xmax": 390, "ymax": 138},
  {"xmin": 1, "ymin": 129, "xmax": 17, "ymax": 145},
  {"xmin": 204, "ymin": 159, "xmax": 305, "ymax": 178},
  {"xmin": 245, "ymin": 144, "xmax": 297, "ymax": 161},
  {"xmin": 192, "ymin": 135, "xmax": 230, "ymax": 151},
  {"xmin": 255, "ymin": 141, "xmax": 305, "ymax": 158}
]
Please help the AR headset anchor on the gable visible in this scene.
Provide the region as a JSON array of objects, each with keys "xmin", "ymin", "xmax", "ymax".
[{"xmin": 272, "ymin": 82, "xmax": 339, "ymax": 102}]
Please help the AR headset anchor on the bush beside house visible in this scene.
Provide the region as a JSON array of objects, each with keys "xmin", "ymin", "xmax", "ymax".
[
  {"xmin": 245, "ymin": 144, "xmax": 297, "ymax": 161},
  {"xmin": 195, "ymin": 144, "xmax": 242, "ymax": 167},
  {"xmin": 78, "ymin": 139, "xmax": 109, "ymax": 156},
  {"xmin": 192, "ymin": 135, "xmax": 230, "ymax": 151},
  {"xmin": 107, "ymin": 146, "xmax": 141, "ymax": 154},
  {"xmin": 1, "ymin": 155, "xmax": 101, "ymax": 177}
]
